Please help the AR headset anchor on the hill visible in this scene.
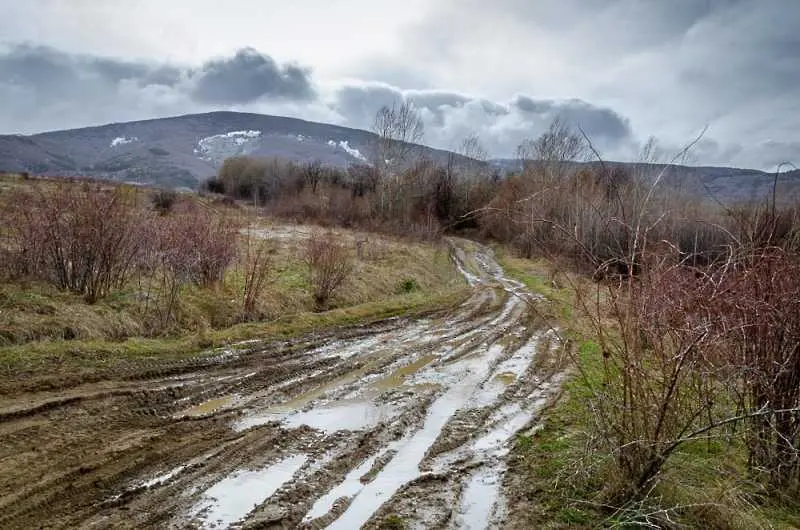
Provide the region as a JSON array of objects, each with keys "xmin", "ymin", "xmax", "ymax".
[
  {"xmin": 490, "ymin": 159, "xmax": 800, "ymax": 205},
  {"xmin": 0, "ymin": 112, "xmax": 459, "ymax": 188},
  {"xmin": 1, "ymin": 112, "xmax": 798, "ymax": 202}
]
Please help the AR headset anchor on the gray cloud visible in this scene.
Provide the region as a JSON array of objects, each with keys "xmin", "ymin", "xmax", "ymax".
[
  {"xmin": 0, "ymin": 44, "xmax": 181, "ymax": 91},
  {"xmin": 329, "ymin": 83, "xmax": 634, "ymax": 157},
  {"xmin": 511, "ymin": 96, "xmax": 631, "ymax": 141},
  {"xmin": 190, "ymin": 47, "xmax": 315, "ymax": 103},
  {"xmin": 0, "ymin": 44, "xmax": 190, "ymax": 133},
  {"xmin": 2, "ymin": 0, "xmax": 798, "ymax": 175},
  {"xmin": 353, "ymin": 0, "xmax": 798, "ymax": 169},
  {"xmin": 0, "ymin": 44, "xmax": 317, "ymax": 133}
]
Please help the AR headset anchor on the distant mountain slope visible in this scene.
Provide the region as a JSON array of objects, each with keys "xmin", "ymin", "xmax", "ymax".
[
  {"xmin": 490, "ymin": 159, "xmax": 800, "ymax": 205},
  {"xmin": 0, "ymin": 112, "xmax": 459, "ymax": 188},
  {"xmin": 0, "ymin": 111, "xmax": 798, "ymax": 202}
]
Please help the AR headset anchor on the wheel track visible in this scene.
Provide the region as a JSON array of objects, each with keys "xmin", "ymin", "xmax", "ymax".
[{"xmin": 0, "ymin": 240, "xmax": 564, "ymax": 530}]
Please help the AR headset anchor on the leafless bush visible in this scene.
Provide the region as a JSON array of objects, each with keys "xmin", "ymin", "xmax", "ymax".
[
  {"xmin": 6, "ymin": 183, "xmax": 146, "ymax": 302},
  {"xmin": 160, "ymin": 204, "xmax": 239, "ymax": 288},
  {"xmin": 151, "ymin": 188, "xmax": 179, "ymax": 215},
  {"xmin": 304, "ymin": 230, "xmax": 353, "ymax": 311},
  {"xmin": 239, "ymin": 232, "xmax": 273, "ymax": 320},
  {"xmin": 713, "ymin": 248, "xmax": 800, "ymax": 495},
  {"xmin": 576, "ymin": 261, "xmax": 729, "ymax": 500},
  {"xmin": 134, "ymin": 204, "xmax": 240, "ymax": 332}
]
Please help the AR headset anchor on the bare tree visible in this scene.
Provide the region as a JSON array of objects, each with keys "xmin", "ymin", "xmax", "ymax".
[
  {"xmin": 518, "ymin": 116, "xmax": 587, "ymax": 182},
  {"xmin": 458, "ymin": 134, "xmax": 488, "ymax": 162},
  {"xmin": 456, "ymin": 134, "xmax": 490, "ymax": 180},
  {"xmin": 303, "ymin": 160, "xmax": 324, "ymax": 194},
  {"xmin": 370, "ymin": 101, "xmax": 425, "ymax": 174}
]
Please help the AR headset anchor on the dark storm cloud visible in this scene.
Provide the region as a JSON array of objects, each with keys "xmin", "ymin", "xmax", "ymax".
[
  {"xmin": 330, "ymin": 83, "xmax": 634, "ymax": 156},
  {"xmin": 0, "ymin": 44, "xmax": 317, "ymax": 133},
  {"xmin": 190, "ymin": 47, "xmax": 315, "ymax": 103},
  {"xmin": 511, "ymin": 96, "xmax": 631, "ymax": 141},
  {"xmin": 0, "ymin": 44, "xmax": 182, "ymax": 92}
]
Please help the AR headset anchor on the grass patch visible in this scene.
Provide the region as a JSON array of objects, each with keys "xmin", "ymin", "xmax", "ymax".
[{"xmin": 0, "ymin": 279, "xmax": 469, "ymax": 374}]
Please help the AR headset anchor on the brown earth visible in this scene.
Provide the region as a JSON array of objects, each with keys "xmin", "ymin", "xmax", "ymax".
[{"xmin": 0, "ymin": 240, "xmax": 564, "ymax": 529}]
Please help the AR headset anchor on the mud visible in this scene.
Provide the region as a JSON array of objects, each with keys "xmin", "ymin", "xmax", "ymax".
[{"xmin": 0, "ymin": 239, "xmax": 564, "ymax": 529}]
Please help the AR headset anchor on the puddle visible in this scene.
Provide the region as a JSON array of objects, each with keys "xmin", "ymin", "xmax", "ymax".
[
  {"xmin": 303, "ymin": 446, "xmax": 393, "ymax": 522},
  {"xmin": 467, "ymin": 338, "xmax": 540, "ymax": 409},
  {"xmin": 452, "ymin": 251, "xmax": 480, "ymax": 286},
  {"xmin": 141, "ymin": 465, "xmax": 186, "ymax": 488},
  {"xmin": 235, "ymin": 399, "xmax": 399, "ymax": 433},
  {"xmin": 455, "ymin": 467, "xmax": 504, "ymax": 530},
  {"xmin": 493, "ymin": 372, "xmax": 517, "ymax": 385},
  {"xmin": 314, "ymin": 335, "xmax": 385, "ymax": 361},
  {"xmin": 176, "ymin": 395, "xmax": 239, "ymax": 418},
  {"xmin": 237, "ymin": 366, "xmax": 372, "ymax": 423},
  {"xmin": 473, "ymin": 403, "xmax": 533, "ymax": 454},
  {"xmin": 372, "ymin": 354, "xmax": 437, "ymax": 391},
  {"xmin": 325, "ymin": 341, "xmax": 508, "ymax": 530},
  {"xmin": 190, "ymin": 454, "xmax": 307, "ymax": 528}
]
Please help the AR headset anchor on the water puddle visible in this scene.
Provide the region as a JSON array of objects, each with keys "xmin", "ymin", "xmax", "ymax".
[
  {"xmin": 235, "ymin": 399, "xmax": 399, "ymax": 433},
  {"xmin": 467, "ymin": 338, "xmax": 540, "ymax": 409},
  {"xmin": 372, "ymin": 354, "xmax": 437, "ymax": 391},
  {"xmin": 141, "ymin": 465, "xmax": 186, "ymax": 488},
  {"xmin": 303, "ymin": 446, "xmax": 394, "ymax": 522},
  {"xmin": 452, "ymin": 251, "xmax": 480, "ymax": 286},
  {"xmin": 493, "ymin": 372, "xmax": 517, "ymax": 385},
  {"xmin": 324, "ymin": 342, "xmax": 508, "ymax": 529},
  {"xmin": 189, "ymin": 454, "xmax": 307, "ymax": 528},
  {"xmin": 455, "ymin": 467, "xmax": 504, "ymax": 529},
  {"xmin": 176, "ymin": 395, "xmax": 239, "ymax": 418}
]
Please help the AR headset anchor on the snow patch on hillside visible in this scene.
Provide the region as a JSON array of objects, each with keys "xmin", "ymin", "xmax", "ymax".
[
  {"xmin": 196, "ymin": 130, "xmax": 262, "ymax": 163},
  {"xmin": 110, "ymin": 136, "xmax": 138, "ymax": 147},
  {"xmin": 327, "ymin": 140, "xmax": 367, "ymax": 162}
]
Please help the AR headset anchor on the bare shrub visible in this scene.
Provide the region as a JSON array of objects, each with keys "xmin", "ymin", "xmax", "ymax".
[
  {"xmin": 304, "ymin": 231, "xmax": 354, "ymax": 311},
  {"xmin": 577, "ymin": 262, "xmax": 727, "ymax": 500},
  {"xmin": 151, "ymin": 188, "xmax": 179, "ymax": 215},
  {"xmin": 160, "ymin": 204, "xmax": 240, "ymax": 288},
  {"xmin": 135, "ymin": 204, "xmax": 240, "ymax": 332},
  {"xmin": 714, "ymin": 248, "xmax": 800, "ymax": 495},
  {"xmin": 6, "ymin": 183, "xmax": 146, "ymax": 302},
  {"xmin": 239, "ymin": 232, "xmax": 274, "ymax": 320}
]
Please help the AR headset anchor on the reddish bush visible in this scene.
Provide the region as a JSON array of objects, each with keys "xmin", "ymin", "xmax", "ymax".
[
  {"xmin": 304, "ymin": 230, "xmax": 353, "ymax": 311},
  {"xmin": 6, "ymin": 183, "xmax": 146, "ymax": 302}
]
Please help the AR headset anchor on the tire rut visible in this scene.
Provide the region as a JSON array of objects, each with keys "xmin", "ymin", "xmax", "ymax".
[{"xmin": 0, "ymin": 239, "xmax": 564, "ymax": 530}]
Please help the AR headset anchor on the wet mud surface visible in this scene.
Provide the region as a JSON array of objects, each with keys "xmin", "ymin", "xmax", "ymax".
[{"xmin": 0, "ymin": 240, "xmax": 564, "ymax": 529}]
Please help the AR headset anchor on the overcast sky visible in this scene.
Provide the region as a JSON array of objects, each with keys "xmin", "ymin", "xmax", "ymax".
[{"xmin": 1, "ymin": 0, "xmax": 798, "ymax": 169}]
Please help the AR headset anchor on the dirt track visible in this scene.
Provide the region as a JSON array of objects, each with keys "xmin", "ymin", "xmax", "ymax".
[{"xmin": 0, "ymin": 240, "xmax": 564, "ymax": 529}]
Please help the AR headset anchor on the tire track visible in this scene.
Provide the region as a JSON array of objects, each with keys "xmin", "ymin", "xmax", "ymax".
[{"xmin": 0, "ymin": 240, "xmax": 562, "ymax": 530}]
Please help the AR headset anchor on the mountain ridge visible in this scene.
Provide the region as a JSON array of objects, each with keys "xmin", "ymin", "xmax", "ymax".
[{"xmin": 1, "ymin": 111, "xmax": 798, "ymax": 202}]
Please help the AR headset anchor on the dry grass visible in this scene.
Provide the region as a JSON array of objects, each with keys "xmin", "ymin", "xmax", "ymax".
[{"xmin": 0, "ymin": 176, "xmax": 467, "ymax": 370}]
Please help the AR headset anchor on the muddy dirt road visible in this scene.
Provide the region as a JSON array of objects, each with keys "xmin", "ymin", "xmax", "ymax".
[{"xmin": 0, "ymin": 240, "xmax": 564, "ymax": 529}]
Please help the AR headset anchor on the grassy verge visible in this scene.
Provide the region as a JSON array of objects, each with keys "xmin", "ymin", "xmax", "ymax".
[
  {"xmin": 497, "ymin": 248, "xmax": 800, "ymax": 529},
  {"xmin": 0, "ymin": 287, "xmax": 468, "ymax": 374}
]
